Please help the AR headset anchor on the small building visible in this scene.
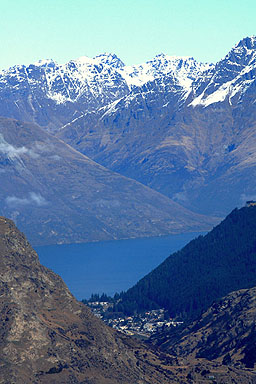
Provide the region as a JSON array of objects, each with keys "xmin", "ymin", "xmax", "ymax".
[{"xmin": 246, "ymin": 200, "xmax": 256, "ymax": 207}]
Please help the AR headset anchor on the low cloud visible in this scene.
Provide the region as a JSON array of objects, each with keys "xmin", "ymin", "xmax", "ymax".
[
  {"xmin": 0, "ymin": 135, "xmax": 61, "ymax": 163},
  {"xmin": 29, "ymin": 192, "xmax": 48, "ymax": 206},
  {"xmin": 172, "ymin": 191, "xmax": 188, "ymax": 202},
  {"xmin": 0, "ymin": 134, "xmax": 39, "ymax": 159},
  {"xmin": 6, "ymin": 196, "xmax": 30, "ymax": 206},
  {"xmin": 5, "ymin": 192, "xmax": 48, "ymax": 208},
  {"xmin": 50, "ymin": 155, "xmax": 61, "ymax": 161},
  {"xmin": 34, "ymin": 142, "xmax": 55, "ymax": 153}
]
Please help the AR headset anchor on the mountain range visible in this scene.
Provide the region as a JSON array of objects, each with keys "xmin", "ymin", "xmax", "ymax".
[
  {"xmin": 0, "ymin": 36, "xmax": 255, "ymax": 242},
  {"xmin": 57, "ymin": 36, "xmax": 256, "ymax": 216},
  {"xmin": 0, "ymin": 52, "xmax": 211, "ymax": 132}
]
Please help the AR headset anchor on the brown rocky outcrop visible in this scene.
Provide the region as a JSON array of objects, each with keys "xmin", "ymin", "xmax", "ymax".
[
  {"xmin": 152, "ymin": 286, "xmax": 256, "ymax": 378},
  {"xmin": 0, "ymin": 216, "xmax": 179, "ymax": 383}
]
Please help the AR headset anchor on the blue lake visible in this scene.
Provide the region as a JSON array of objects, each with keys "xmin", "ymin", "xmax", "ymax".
[{"xmin": 36, "ymin": 232, "xmax": 204, "ymax": 300}]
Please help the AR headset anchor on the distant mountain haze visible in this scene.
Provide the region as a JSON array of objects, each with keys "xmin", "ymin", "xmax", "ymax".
[{"xmin": 0, "ymin": 117, "xmax": 214, "ymax": 245}]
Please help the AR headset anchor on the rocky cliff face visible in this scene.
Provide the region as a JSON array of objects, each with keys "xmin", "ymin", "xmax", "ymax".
[{"xmin": 153, "ymin": 286, "xmax": 256, "ymax": 373}]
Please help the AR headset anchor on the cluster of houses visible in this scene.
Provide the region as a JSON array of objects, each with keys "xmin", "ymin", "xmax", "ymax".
[{"xmin": 87, "ymin": 301, "xmax": 183, "ymax": 337}]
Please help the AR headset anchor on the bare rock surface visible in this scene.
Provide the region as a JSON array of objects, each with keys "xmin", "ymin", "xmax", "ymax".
[{"xmin": 151, "ymin": 286, "xmax": 256, "ymax": 380}]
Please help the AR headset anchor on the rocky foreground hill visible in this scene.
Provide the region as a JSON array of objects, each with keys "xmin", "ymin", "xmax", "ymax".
[
  {"xmin": 0, "ymin": 216, "xmax": 178, "ymax": 384},
  {"xmin": 1, "ymin": 216, "xmax": 256, "ymax": 383},
  {"xmin": 152, "ymin": 286, "xmax": 256, "ymax": 373}
]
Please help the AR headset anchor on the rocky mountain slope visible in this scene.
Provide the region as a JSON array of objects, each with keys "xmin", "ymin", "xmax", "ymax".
[
  {"xmin": 0, "ymin": 216, "xmax": 180, "ymax": 384},
  {"xmin": 0, "ymin": 117, "xmax": 214, "ymax": 246},
  {"xmin": 1, "ymin": 216, "xmax": 255, "ymax": 384},
  {"xmin": 57, "ymin": 36, "xmax": 256, "ymax": 216},
  {"xmin": 153, "ymin": 286, "xmax": 256, "ymax": 371}
]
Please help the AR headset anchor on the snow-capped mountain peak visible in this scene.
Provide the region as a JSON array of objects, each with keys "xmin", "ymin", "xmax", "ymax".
[
  {"xmin": 121, "ymin": 54, "xmax": 213, "ymax": 90},
  {"xmin": 0, "ymin": 52, "xmax": 212, "ymax": 109},
  {"xmin": 32, "ymin": 59, "xmax": 57, "ymax": 67},
  {"xmin": 190, "ymin": 36, "xmax": 256, "ymax": 108},
  {"xmin": 93, "ymin": 53, "xmax": 125, "ymax": 69},
  {"xmin": 222, "ymin": 36, "xmax": 256, "ymax": 68},
  {"xmin": 0, "ymin": 37, "xmax": 254, "ymax": 132},
  {"xmin": 235, "ymin": 36, "xmax": 256, "ymax": 52},
  {"xmin": 119, "ymin": 54, "xmax": 209, "ymax": 94}
]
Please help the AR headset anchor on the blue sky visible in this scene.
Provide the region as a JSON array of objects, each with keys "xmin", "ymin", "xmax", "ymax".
[{"xmin": 0, "ymin": 0, "xmax": 255, "ymax": 69}]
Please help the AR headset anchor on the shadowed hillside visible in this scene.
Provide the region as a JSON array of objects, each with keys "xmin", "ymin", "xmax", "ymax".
[{"xmin": 116, "ymin": 206, "xmax": 256, "ymax": 320}]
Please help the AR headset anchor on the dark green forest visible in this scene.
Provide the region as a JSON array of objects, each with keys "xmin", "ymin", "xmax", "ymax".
[{"xmin": 114, "ymin": 206, "xmax": 256, "ymax": 320}]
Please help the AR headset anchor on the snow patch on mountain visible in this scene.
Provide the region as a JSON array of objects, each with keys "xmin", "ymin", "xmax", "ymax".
[
  {"xmin": 0, "ymin": 134, "xmax": 39, "ymax": 160},
  {"xmin": 190, "ymin": 36, "xmax": 256, "ymax": 107},
  {"xmin": 121, "ymin": 55, "xmax": 213, "ymax": 91},
  {"xmin": 190, "ymin": 82, "xmax": 232, "ymax": 107},
  {"xmin": 191, "ymin": 68, "xmax": 255, "ymax": 108}
]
